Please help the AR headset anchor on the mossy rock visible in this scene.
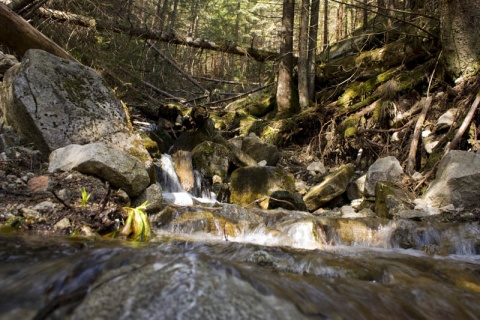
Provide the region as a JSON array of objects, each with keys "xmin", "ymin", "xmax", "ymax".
[
  {"xmin": 230, "ymin": 166, "xmax": 295, "ymax": 207},
  {"xmin": 374, "ymin": 181, "xmax": 413, "ymax": 219},
  {"xmin": 192, "ymin": 141, "xmax": 230, "ymax": 181}
]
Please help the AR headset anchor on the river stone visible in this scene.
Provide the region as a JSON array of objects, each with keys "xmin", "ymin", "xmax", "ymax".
[
  {"xmin": 346, "ymin": 174, "xmax": 366, "ymax": 200},
  {"xmin": 192, "ymin": 141, "xmax": 230, "ymax": 182},
  {"xmin": 71, "ymin": 255, "xmax": 307, "ymax": 320},
  {"xmin": 0, "ymin": 49, "xmax": 150, "ymax": 163},
  {"xmin": 435, "ymin": 108, "xmax": 457, "ymax": 133},
  {"xmin": 303, "ymin": 164, "xmax": 355, "ymax": 211},
  {"xmin": 424, "ymin": 150, "xmax": 480, "ymax": 208},
  {"xmin": 230, "ymin": 166, "xmax": 295, "ymax": 206},
  {"xmin": 365, "ymin": 156, "xmax": 403, "ymax": 197},
  {"xmin": 48, "ymin": 143, "xmax": 150, "ymax": 197}
]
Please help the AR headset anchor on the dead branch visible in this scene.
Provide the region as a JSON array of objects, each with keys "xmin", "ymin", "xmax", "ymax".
[
  {"xmin": 37, "ymin": 7, "xmax": 95, "ymax": 27},
  {"xmin": 142, "ymin": 80, "xmax": 186, "ymax": 103},
  {"xmin": 406, "ymin": 96, "xmax": 432, "ymax": 176},
  {"xmin": 445, "ymin": 91, "xmax": 480, "ymax": 154},
  {"xmin": 203, "ymin": 82, "xmax": 275, "ymax": 107},
  {"xmin": 146, "ymin": 41, "xmax": 208, "ymax": 95}
]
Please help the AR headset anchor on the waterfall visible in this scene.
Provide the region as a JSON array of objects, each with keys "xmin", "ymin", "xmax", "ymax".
[{"xmin": 157, "ymin": 154, "xmax": 216, "ymax": 205}]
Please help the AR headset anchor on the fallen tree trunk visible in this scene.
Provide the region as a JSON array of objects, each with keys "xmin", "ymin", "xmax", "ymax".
[
  {"xmin": 0, "ymin": 3, "xmax": 75, "ymax": 60},
  {"xmin": 35, "ymin": 7, "xmax": 279, "ymax": 63}
]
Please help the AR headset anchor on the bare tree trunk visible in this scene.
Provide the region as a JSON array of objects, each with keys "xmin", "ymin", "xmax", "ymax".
[
  {"xmin": 298, "ymin": 0, "xmax": 310, "ymax": 109},
  {"xmin": 308, "ymin": 0, "xmax": 320, "ymax": 100},
  {"xmin": 323, "ymin": 0, "xmax": 329, "ymax": 50},
  {"xmin": 169, "ymin": 0, "xmax": 179, "ymax": 31},
  {"xmin": 439, "ymin": 0, "xmax": 480, "ymax": 79},
  {"xmin": 0, "ymin": 3, "xmax": 75, "ymax": 60},
  {"xmin": 276, "ymin": 0, "xmax": 298, "ymax": 117},
  {"xmin": 158, "ymin": 0, "xmax": 169, "ymax": 32}
]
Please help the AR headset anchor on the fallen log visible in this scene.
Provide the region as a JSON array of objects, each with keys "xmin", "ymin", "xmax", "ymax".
[
  {"xmin": 0, "ymin": 3, "xmax": 75, "ymax": 60},
  {"xmin": 34, "ymin": 7, "xmax": 279, "ymax": 62}
]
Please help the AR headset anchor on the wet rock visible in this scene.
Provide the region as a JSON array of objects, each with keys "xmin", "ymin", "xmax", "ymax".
[
  {"xmin": 365, "ymin": 156, "xmax": 403, "ymax": 197},
  {"xmin": 1, "ymin": 49, "xmax": 150, "ymax": 163},
  {"xmin": 192, "ymin": 141, "xmax": 230, "ymax": 182},
  {"xmin": 230, "ymin": 166, "xmax": 295, "ymax": 207},
  {"xmin": 48, "ymin": 143, "xmax": 150, "ymax": 197},
  {"xmin": 374, "ymin": 181, "xmax": 414, "ymax": 219},
  {"xmin": 424, "ymin": 150, "xmax": 480, "ymax": 209},
  {"xmin": 71, "ymin": 255, "xmax": 307, "ymax": 320},
  {"xmin": 303, "ymin": 164, "xmax": 355, "ymax": 211},
  {"xmin": 172, "ymin": 150, "xmax": 195, "ymax": 192}
]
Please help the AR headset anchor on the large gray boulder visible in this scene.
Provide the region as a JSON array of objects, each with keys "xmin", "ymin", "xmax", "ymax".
[
  {"xmin": 303, "ymin": 164, "xmax": 355, "ymax": 211},
  {"xmin": 230, "ymin": 166, "xmax": 295, "ymax": 206},
  {"xmin": 365, "ymin": 156, "xmax": 403, "ymax": 197},
  {"xmin": 48, "ymin": 143, "xmax": 150, "ymax": 197},
  {"xmin": 424, "ymin": 150, "xmax": 480, "ymax": 208},
  {"xmin": 0, "ymin": 49, "xmax": 150, "ymax": 163}
]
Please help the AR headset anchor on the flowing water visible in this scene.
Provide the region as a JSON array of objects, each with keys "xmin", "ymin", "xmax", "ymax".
[{"xmin": 0, "ymin": 155, "xmax": 479, "ymax": 319}]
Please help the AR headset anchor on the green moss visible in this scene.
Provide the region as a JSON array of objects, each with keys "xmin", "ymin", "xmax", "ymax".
[
  {"xmin": 338, "ymin": 66, "xmax": 401, "ymax": 108},
  {"xmin": 339, "ymin": 115, "xmax": 360, "ymax": 138}
]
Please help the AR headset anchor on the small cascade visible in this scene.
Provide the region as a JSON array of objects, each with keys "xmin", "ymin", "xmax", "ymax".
[
  {"xmin": 157, "ymin": 154, "xmax": 183, "ymax": 192},
  {"xmin": 156, "ymin": 154, "xmax": 216, "ymax": 205}
]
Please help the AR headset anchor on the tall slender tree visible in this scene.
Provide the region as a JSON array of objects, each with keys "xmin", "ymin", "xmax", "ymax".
[
  {"xmin": 276, "ymin": 0, "xmax": 298, "ymax": 117},
  {"xmin": 298, "ymin": 0, "xmax": 310, "ymax": 109},
  {"xmin": 308, "ymin": 0, "xmax": 320, "ymax": 100}
]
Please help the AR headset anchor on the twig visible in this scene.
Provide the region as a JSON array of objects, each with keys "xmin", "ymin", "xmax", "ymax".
[
  {"xmin": 100, "ymin": 181, "xmax": 111, "ymax": 211},
  {"xmin": 406, "ymin": 96, "xmax": 432, "ymax": 176},
  {"xmin": 445, "ymin": 91, "xmax": 480, "ymax": 155},
  {"xmin": 51, "ymin": 190, "xmax": 72, "ymax": 209}
]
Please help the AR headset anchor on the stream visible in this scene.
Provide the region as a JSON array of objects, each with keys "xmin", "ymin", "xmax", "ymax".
[
  {"xmin": 0, "ymin": 155, "xmax": 479, "ymax": 319},
  {"xmin": 0, "ymin": 216, "xmax": 479, "ymax": 320}
]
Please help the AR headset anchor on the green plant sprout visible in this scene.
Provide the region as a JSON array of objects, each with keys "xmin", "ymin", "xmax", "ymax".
[
  {"xmin": 80, "ymin": 188, "xmax": 91, "ymax": 208},
  {"xmin": 118, "ymin": 201, "xmax": 152, "ymax": 242}
]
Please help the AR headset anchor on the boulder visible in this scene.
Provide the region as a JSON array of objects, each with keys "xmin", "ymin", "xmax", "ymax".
[
  {"xmin": 71, "ymin": 255, "xmax": 306, "ymax": 320},
  {"xmin": 1, "ymin": 49, "xmax": 150, "ymax": 163},
  {"xmin": 364, "ymin": 156, "xmax": 403, "ymax": 197},
  {"xmin": 307, "ymin": 161, "xmax": 327, "ymax": 174},
  {"xmin": 48, "ymin": 143, "xmax": 150, "ymax": 197},
  {"xmin": 192, "ymin": 141, "xmax": 230, "ymax": 182},
  {"xmin": 240, "ymin": 134, "xmax": 280, "ymax": 166},
  {"xmin": 230, "ymin": 166, "xmax": 295, "ymax": 206},
  {"xmin": 424, "ymin": 150, "xmax": 480, "ymax": 208},
  {"xmin": 303, "ymin": 164, "xmax": 355, "ymax": 211},
  {"xmin": 374, "ymin": 181, "xmax": 413, "ymax": 219}
]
